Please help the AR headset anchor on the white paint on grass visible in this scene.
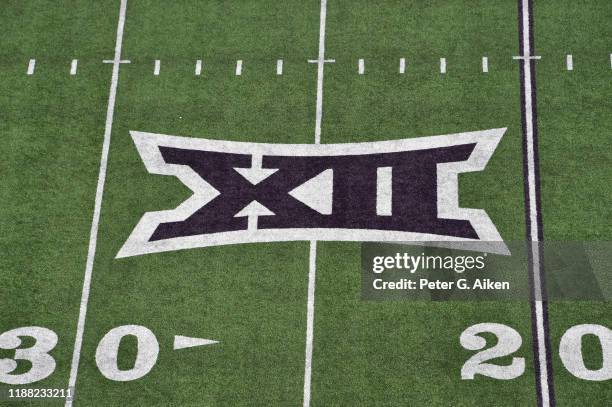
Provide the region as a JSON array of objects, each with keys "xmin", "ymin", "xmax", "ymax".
[
  {"xmin": 195, "ymin": 59, "xmax": 202, "ymax": 76},
  {"xmin": 154, "ymin": 59, "xmax": 160, "ymax": 76},
  {"xmin": 173, "ymin": 336, "xmax": 219, "ymax": 350},
  {"xmin": 118, "ymin": 129, "xmax": 508, "ymax": 258},
  {"xmin": 566, "ymin": 54, "xmax": 573, "ymax": 71},
  {"xmin": 440, "ymin": 57, "xmax": 447, "ymax": 74},
  {"xmin": 304, "ymin": 1, "xmax": 328, "ymax": 406},
  {"xmin": 311, "ymin": 0, "xmax": 329, "ymax": 145},
  {"xmin": 66, "ymin": 0, "xmax": 128, "ymax": 405},
  {"xmin": 519, "ymin": 0, "xmax": 551, "ymax": 405},
  {"xmin": 513, "ymin": 55, "xmax": 541, "ymax": 60},
  {"xmin": 358, "ymin": 58, "xmax": 365, "ymax": 74},
  {"xmin": 236, "ymin": 60, "xmax": 243, "ymax": 75},
  {"xmin": 304, "ymin": 240, "xmax": 317, "ymax": 407},
  {"xmin": 70, "ymin": 59, "xmax": 78, "ymax": 75},
  {"xmin": 482, "ymin": 56, "xmax": 489, "ymax": 73},
  {"xmin": 277, "ymin": 59, "xmax": 283, "ymax": 75},
  {"xmin": 399, "ymin": 57, "xmax": 406, "ymax": 74},
  {"xmin": 27, "ymin": 59, "xmax": 36, "ymax": 75}
]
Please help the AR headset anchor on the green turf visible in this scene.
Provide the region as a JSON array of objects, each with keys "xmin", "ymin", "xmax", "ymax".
[
  {"xmin": 534, "ymin": 1, "xmax": 612, "ymax": 405},
  {"xmin": 1, "ymin": 1, "xmax": 610, "ymax": 406},
  {"xmin": 0, "ymin": 2, "xmax": 117, "ymax": 406}
]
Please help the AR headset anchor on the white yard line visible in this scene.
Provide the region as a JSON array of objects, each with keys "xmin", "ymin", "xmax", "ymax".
[
  {"xmin": 304, "ymin": 1, "xmax": 328, "ymax": 406},
  {"xmin": 27, "ymin": 59, "xmax": 36, "ymax": 75},
  {"xmin": 236, "ymin": 60, "xmax": 243, "ymax": 75},
  {"xmin": 195, "ymin": 59, "xmax": 202, "ymax": 76},
  {"xmin": 519, "ymin": 0, "xmax": 551, "ymax": 405},
  {"xmin": 566, "ymin": 54, "xmax": 573, "ymax": 71},
  {"xmin": 303, "ymin": 240, "xmax": 317, "ymax": 407},
  {"xmin": 66, "ymin": 1, "xmax": 128, "ymax": 405},
  {"xmin": 154, "ymin": 59, "xmax": 161, "ymax": 75},
  {"xmin": 399, "ymin": 57, "xmax": 406, "ymax": 74},
  {"xmin": 440, "ymin": 57, "xmax": 446, "ymax": 74},
  {"xmin": 312, "ymin": 0, "xmax": 328, "ymax": 144},
  {"xmin": 70, "ymin": 59, "xmax": 78, "ymax": 75},
  {"xmin": 482, "ymin": 56, "xmax": 489, "ymax": 73},
  {"xmin": 277, "ymin": 59, "xmax": 283, "ymax": 75},
  {"xmin": 358, "ymin": 58, "xmax": 365, "ymax": 74}
]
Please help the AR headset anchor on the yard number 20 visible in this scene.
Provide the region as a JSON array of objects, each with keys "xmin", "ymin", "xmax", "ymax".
[{"xmin": 461, "ymin": 323, "xmax": 612, "ymax": 381}]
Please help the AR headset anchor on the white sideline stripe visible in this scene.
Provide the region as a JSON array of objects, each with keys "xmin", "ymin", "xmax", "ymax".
[
  {"xmin": 482, "ymin": 56, "xmax": 488, "ymax": 73},
  {"xmin": 236, "ymin": 60, "xmax": 243, "ymax": 75},
  {"xmin": 27, "ymin": 59, "xmax": 36, "ymax": 75},
  {"xmin": 440, "ymin": 57, "xmax": 446, "ymax": 74},
  {"xmin": 399, "ymin": 57, "xmax": 406, "ymax": 74},
  {"xmin": 376, "ymin": 167, "xmax": 392, "ymax": 216},
  {"xmin": 304, "ymin": 1, "xmax": 328, "ymax": 405},
  {"xmin": 277, "ymin": 59, "xmax": 283, "ymax": 75},
  {"xmin": 66, "ymin": 1, "xmax": 128, "ymax": 405},
  {"xmin": 70, "ymin": 59, "xmax": 78, "ymax": 75},
  {"xmin": 154, "ymin": 59, "xmax": 160, "ymax": 75},
  {"xmin": 358, "ymin": 58, "xmax": 364, "ymax": 74},
  {"xmin": 566, "ymin": 54, "xmax": 573, "ymax": 71},
  {"xmin": 519, "ymin": 0, "xmax": 550, "ymax": 405},
  {"xmin": 195, "ymin": 59, "xmax": 202, "ymax": 76}
]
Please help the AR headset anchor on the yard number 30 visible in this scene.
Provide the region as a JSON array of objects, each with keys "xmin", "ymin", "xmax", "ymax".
[
  {"xmin": 0, "ymin": 325, "xmax": 157, "ymax": 384},
  {"xmin": 0, "ymin": 323, "xmax": 610, "ymax": 384}
]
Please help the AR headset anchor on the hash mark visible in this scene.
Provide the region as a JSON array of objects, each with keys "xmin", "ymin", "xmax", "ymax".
[
  {"xmin": 27, "ymin": 59, "xmax": 36, "ymax": 75},
  {"xmin": 277, "ymin": 59, "xmax": 283, "ymax": 75},
  {"xmin": 70, "ymin": 59, "xmax": 78, "ymax": 75},
  {"xmin": 236, "ymin": 60, "xmax": 243, "ymax": 76}
]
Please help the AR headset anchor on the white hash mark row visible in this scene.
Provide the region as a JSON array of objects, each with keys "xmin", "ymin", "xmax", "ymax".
[{"xmin": 23, "ymin": 55, "xmax": 612, "ymax": 75}]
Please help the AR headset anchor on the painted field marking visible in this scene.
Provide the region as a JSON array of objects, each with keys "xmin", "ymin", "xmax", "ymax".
[
  {"xmin": 27, "ymin": 59, "xmax": 36, "ymax": 75},
  {"xmin": 358, "ymin": 58, "xmax": 365, "ymax": 74},
  {"xmin": 195, "ymin": 59, "xmax": 202, "ymax": 76},
  {"xmin": 66, "ymin": 0, "xmax": 129, "ymax": 405},
  {"xmin": 277, "ymin": 59, "xmax": 283, "ymax": 75},
  {"xmin": 516, "ymin": 0, "xmax": 555, "ymax": 406},
  {"xmin": 440, "ymin": 57, "xmax": 447, "ymax": 74},
  {"xmin": 399, "ymin": 57, "xmax": 406, "ymax": 74},
  {"xmin": 376, "ymin": 167, "xmax": 392, "ymax": 216},
  {"xmin": 482, "ymin": 56, "xmax": 489, "ymax": 73},
  {"xmin": 154, "ymin": 59, "xmax": 160, "ymax": 76},
  {"xmin": 173, "ymin": 336, "xmax": 218, "ymax": 350},
  {"xmin": 70, "ymin": 59, "xmax": 78, "ymax": 75},
  {"xmin": 566, "ymin": 54, "xmax": 573, "ymax": 71},
  {"xmin": 236, "ymin": 60, "xmax": 243, "ymax": 75},
  {"xmin": 513, "ymin": 55, "xmax": 542, "ymax": 60},
  {"xmin": 304, "ymin": 1, "xmax": 328, "ymax": 405}
]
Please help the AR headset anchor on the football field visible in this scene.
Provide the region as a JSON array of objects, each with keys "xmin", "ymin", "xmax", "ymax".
[{"xmin": 1, "ymin": 0, "xmax": 611, "ymax": 405}]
